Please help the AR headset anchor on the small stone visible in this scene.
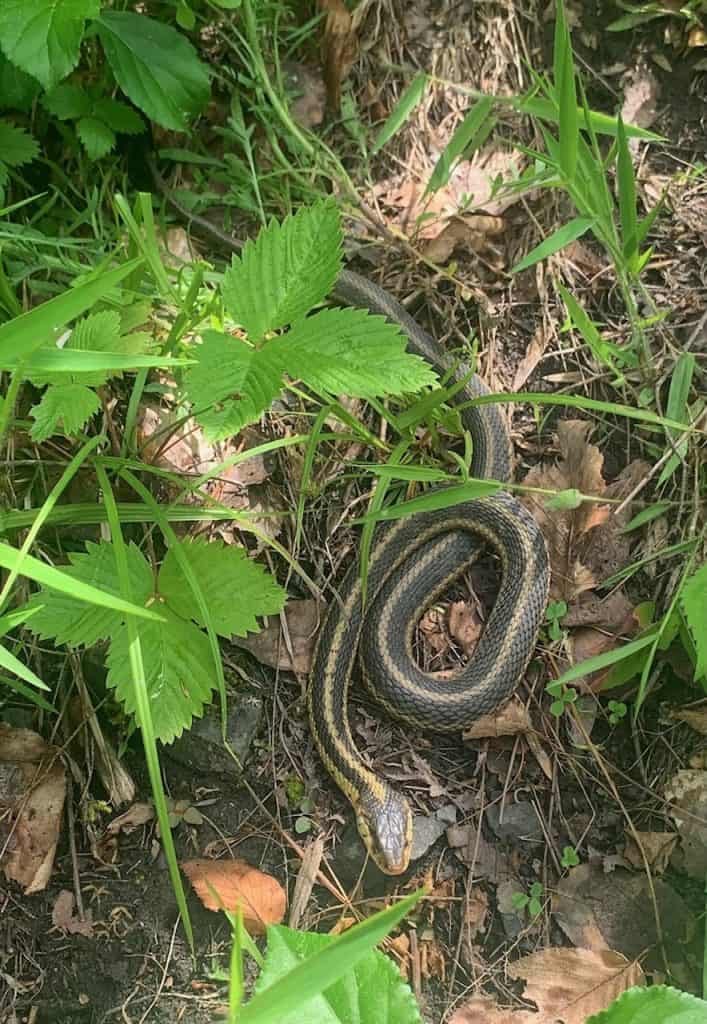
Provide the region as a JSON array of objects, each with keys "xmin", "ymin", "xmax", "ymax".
[
  {"xmin": 486, "ymin": 801, "xmax": 544, "ymax": 843},
  {"xmin": 166, "ymin": 695, "xmax": 263, "ymax": 779},
  {"xmin": 436, "ymin": 804, "xmax": 458, "ymax": 825},
  {"xmin": 410, "ymin": 815, "xmax": 447, "ymax": 862}
]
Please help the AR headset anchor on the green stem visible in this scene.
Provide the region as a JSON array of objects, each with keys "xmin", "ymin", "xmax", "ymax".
[{"xmin": 0, "ymin": 368, "xmax": 24, "ymax": 453}]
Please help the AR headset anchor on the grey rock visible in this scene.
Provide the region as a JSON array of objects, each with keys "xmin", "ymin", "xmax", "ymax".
[
  {"xmin": 486, "ymin": 801, "xmax": 544, "ymax": 843},
  {"xmin": 410, "ymin": 815, "xmax": 446, "ymax": 862},
  {"xmin": 165, "ymin": 695, "xmax": 263, "ymax": 778}
]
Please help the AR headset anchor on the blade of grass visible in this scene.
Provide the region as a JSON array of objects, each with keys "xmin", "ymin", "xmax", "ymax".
[
  {"xmin": 0, "ymin": 672, "xmax": 56, "ymax": 711},
  {"xmin": 0, "ymin": 641, "xmax": 47, "ymax": 691},
  {"xmin": 6, "ymin": 350, "xmax": 192, "ymax": 373},
  {"xmin": 356, "ymin": 479, "xmax": 502, "ymax": 524},
  {"xmin": 95, "ymin": 464, "xmax": 193, "ymax": 950},
  {"xmin": 426, "ymin": 97, "xmax": 495, "ymax": 193},
  {"xmin": 616, "ymin": 114, "xmax": 639, "ymax": 270},
  {"xmin": 554, "ymin": 0, "xmax": 578, "ymax": 182},
  {"xmin": 371, "ymin": 72, "xmax": 429, "ymax": 155},
  {"xmin": 511, "ymin": 217, "xmax": 593, "ymax": 273}
]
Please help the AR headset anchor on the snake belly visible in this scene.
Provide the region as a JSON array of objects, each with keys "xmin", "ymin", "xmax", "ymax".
[{"xmin": 308, "ymin": 268, "xmax": 550, "ymax": 875}]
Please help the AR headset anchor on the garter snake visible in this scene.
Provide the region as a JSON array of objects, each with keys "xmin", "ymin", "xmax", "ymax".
[{"xmin": 149, "ymin": 164, "xmax": 550, "ymax": 877}]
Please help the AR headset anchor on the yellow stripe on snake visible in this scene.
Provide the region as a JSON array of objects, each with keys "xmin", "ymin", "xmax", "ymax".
[{"xmin": 309, "ymin": 269, "xmax": 550, "ymax": 875}]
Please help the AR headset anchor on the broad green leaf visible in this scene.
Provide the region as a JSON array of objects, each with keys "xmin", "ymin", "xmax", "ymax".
[
  {"xmin": 586, "ymin": 984, "xmax": 707, "ymax": 1023},
  {"xmin": 427, "ymin": 97, "xmax": 495, "ymax": 194},
  {"xmin": 222, "ymin": 200, "xmax": 342, "ymax": 340},
  {"xmin": 241, "ymin": 891, "xmax": 424, "ymax": 1024},
  {"xmin": 42, "ymin": 83, "xmax": 91, "ymax": 120},
  {"xmin": 545, "ymin": 488, "xmax": 584, "ymax": 510},
  {"xmin": 158, "ymin": 538, "xmax": 285, "ymax": 638},
  {"xmin": 371, "ymin": 72, "xmax": 428, "ymax": 155},
  {"xmin": 616, "ymin": 115, "xmax": 639, "ymax": 268},
  {"xmin": 107, "ymin": 608, "xmax": 215, "ymax": 743},
  {"xmin": 97, "ymin": 12, "xmax": 210, "ymax": 131},
  {"xmin": 0, "ymin": 53, "xmax": 39, "ymax": 111},
  {"xmin": 680, "ymin": 562, "xmax": 707, "ymax": 680},
  {"xmin": 1, "ymin": 539, "xmax": 159, "ymax": 628},
  {"xmin": 76, "ymin": 116, "xmax": 116, "ymax": 159},
  {"xmin": 0, "ymin": 121, "xmax": 39, "ymax": 167},
  {"xmin": 0, "ymin": 259, "xmax": 142, "ymax": 363},
  {"xmin": 250, "ymin": 925, "xmax": 422, "ymax": 1024},
  {"xmin": 185, "ymin": 330, "xmax": 284, "ymax": 441},
  {"xmin": 0, "ymin": 0, "xmax": 99, "ymax": 90},
  {"xmin": 25, "ymin": 541, "xmax": 154, "ymax": 646},
  {"xmin": 93, "ymin": 97, "xmax": 144, "ymax": 135},
  {"xmin": 282, "ymin": 307, "xmax": 437, "ymax": 398},
  {"xmin": 553, "ymin": 633, "xmax": 658, "ymax": 686},
  {"xmin": 30, "ymin": 382, "xmax": 100, "ymax": 441},
  {"xmin": 511, "ymin": 217, "xmax": 593, "ymax": 273}
]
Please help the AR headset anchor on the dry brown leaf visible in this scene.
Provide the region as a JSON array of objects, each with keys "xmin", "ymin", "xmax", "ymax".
[
  {"xmin": 282, "ymin": 60, "xmax": 326, "ymax": 129},
  {"xmin": 231, "ymin": 599, "xmax": 318, "ymax": 675},
  {"xmin": 422, "ymin": 215, "xmax": 503, "ymax": 264},
  {"xmin": 463, "ymin": 697, "xmax": 531, "ymax": 740},
  {"xmin": 419, "ymin": 606, "xmax": 452, "ymax": 656},
  {"xmin": 671, "ymin": 703, "xmax": 707, "ymax": 735},
  {"xmin": 446, "ymin": 825, "xmax": 515, "ymax": 884},
  {"xmin": 665, "ymin": 769, "xmax": 707, "ymax": 879},
  {"xmin": 159, "ymin": 227, "xmax": 197, "ymax": 267},
  {"xmin": 448, "ymin": 600, "xmax": 484, "ymax": 657},
  {"xmin": 565, "ymin": 595, "xmax": 639, "ymax": 692},
  {"xmin": 106, "ymin": 802, "xmax": 155, "ymax": 836},
  {"xmin": 182, "ymin": 858, "xmax": 286, "ymax": 934},
  {"xmin": 512, "ymin": 328, "xmax": 547, "ymax": 391},
  {"xmin": 52, "ymin": 890, "xmax": 94, "ymax": 938},
  {"xmin": 0, "ymin": 724, "xmax": 66, "ymax": 894},
  {"xmin": 420, "ymin": 931, "xmax": 446, "ymax": 981},
  {"xmin": 465, "ymin": 887, "xmax": 489, "ymax": 938},
  {"xmin": 319, "ymin": 0, "xmax": 357, "ymax": 112},
  {"xmin": 621, "ymin": 66, "xmax": 660, "ymax": 132},
  {"xmin": 623, "ymin": 831, "xmax": 678, "ymax": 874},
  {"xmin": 288, "ymin": 836, "xmax": 325, "ymax": 929}
]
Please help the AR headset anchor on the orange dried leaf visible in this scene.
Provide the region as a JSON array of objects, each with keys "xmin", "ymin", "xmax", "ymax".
[{"xmin": 182, "ymin": 858, "xmax": 286, "ymax": 934}]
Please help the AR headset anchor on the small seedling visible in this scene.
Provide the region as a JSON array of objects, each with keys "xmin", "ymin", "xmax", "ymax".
[
  {"xmin": 608, "ymin": 699, "xmax": 628, "ymax": 726},
  {"xmin": 546, "ymin": 680, "xmax": 578, "ymax": 717},
  {"xmin": 545, "ymin": 600, "xmax": 568, "ymax": 643},
  {"xmin": 561, "ymin": 845, "xmax": 580, "ymax": 868},
  {"xmin": 512, "ymin": 881, "xmax": 544, "ymax": 918}
]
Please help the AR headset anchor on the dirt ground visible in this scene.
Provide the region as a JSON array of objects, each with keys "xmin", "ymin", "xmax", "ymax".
[{"xmin": 1, "ymin": 1, "xmax": 706, "ymax": 1022}]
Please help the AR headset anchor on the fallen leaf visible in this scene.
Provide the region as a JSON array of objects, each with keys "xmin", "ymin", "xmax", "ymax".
[
  {"xmin": 0, "ymin": 724, "xmax": 66, "ymax": 894},
  {"xmin": 621, "ymin": 66, "xmax": 660, "ymax": 134},
  {"xmin": 159, "ymin": 227, "xmax": 197, "ymax": 267},
  {"xmin": 462, "ymin": 697, "xmax": 531, "ymax": 740},
  {"xmin": 446, "ymin": 824, "xmax": 515, "ymax": 884},
  {"xmin": 670, "ymin": 703, "xmax": 707, "ymax": 735},
  {"xmin": 52, "ymin": 890, "xmax": 94, "ymax": 938},
  {"xmin": 182, "ymin": 858, "xmax": 286, "ymax": 934},
  {"xmin": 419, "ymin": 605, "xmax": 453, "ymax": 656},
  {"xmin": 319, "ymin": 0, "xmax": 358, "ymax": 113},
  {"xmin": 449, "ymin": 948, "xmax": 643, "ymax": 1024},
  {"xmin": 448, "ymin": 599, "xmax": 484, "ymax": 657},
  {"xmin": 553, "ymin": 862, "xmax": 696, "ymax": 975},
  {"xmin": 231, "ymin": 599, "xmax": 318, "ymax": 675},
  {"xmin": 665, "ymin": 769, "xmax": 707, "ymax": 880},
  {"xmin": 465, "ymin": 887, "xmax": 489, "ymax": 938},
  {"xmin": 419, "ymin": 929, "xmax": 446, "ymax": 981},
  {"xmin": 282, "ymin": 60, "xmax": 326, "ymax": 129},
  {"xmin": 623, "ymin": 831, "xmax": 678, "ymax": 874},
  {"xmin": 565, "ymin": 596, "xmax": 639, "ymax": 692},
  {"xmin": 422, "ymin": 214, "xmax": 504, "ymax": 264},
  {"xmin": 106, "ymin": 802, "xmax": 155, "ymax": 836},
  {"xmin": 288, "ymin": 836, "xmax": 325, "ymax": 929},
  {"xmin": 512, "ymin": 328, "xmax": 547, "ymax": 391}
]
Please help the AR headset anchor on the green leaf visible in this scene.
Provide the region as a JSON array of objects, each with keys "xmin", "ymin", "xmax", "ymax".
[
  {"xmin": 0, "ymin": 641, "xmax": 46, "ymax": 691},
  {"xmin": 427, "ymin": 97, "xmax": 495, "ymax": 194},
  {"xmin": 0, "ymin": 53, "xmax": 40, "ymax": 111},
  {"xmin": 680, "ymin": 562, "xmax": 707, "ymax": 680},
  {"xmin": 616, "ymin": 115, "xmax": 639, "ymax": 268},
  {"xmin": 76, "ymin": 116, "xmax": 116, "ymax": 159},
  {"xmin": 282, "ymin": 307, "xmax": 437, "ymax": 398},
  {"xmin": 622, "ymin": 501, "xmax": 670, "ymax": 533},
  {"xmin": 185, "ymin": 330, "xmax": 284, "ymax": 442},
  {"xmin": 250, "ymin": 925, "xmax": 421, "ymax": 1024},
  {"xmin": 558, "ymin": 284, "xmax": 624, "ymax": 377},
  {"xmin": 553, "ymin": 633, "xmax": 658, "ymax": 686},
  {"xmin": 107, "ymin": 608, "xmax": 216, "ymax": 743},
  {"xmin": 0, "ymin": 0, "xmax": 99, "ymax": 90},
  {"xmin": 544, "ymin": 488, "xmax": 584, "ymax": 510},
  {"xmin": 665, "ymin": 352, "xmax": 695, "ymax": 441},
  {"xmin": 222, "ymin": 200, "xmax": 342, "ymax": 341},
  {"xmin": 29, "ymin": 382, "xmax": 101, "ymax": 441},
  {"xmin": 554, "ymin": 0, "xmax": 578, "ymax": 181},
  {"xmin": 357, "ymin": 480, "xmax": 502, "ymax": 524},
  {"xmin": 0, "ymin": 259, "xmax": 142, "ymax": 363},
  {"xmin": 371, "ymin": 72, "xmax": 428, "ymax": 155},
  {"xmin": 0, "ymin": 120, "xmax": 39, "ymax": 167},
  {"xmin": 241, "ymin": 891, "xmax": 424, "ymax": 1024},
  {"xmin": 12, "ymin": 348, "xmax": 182, "ymax": 377},
  {"xmin": 512, "ymin": 217, "xmax": 594, "ymax": 273},
  {"xmin": 43, "ymin": 83, "xmax": 91, "ymax": 120},
  {"xmin": 24, "ymin": 540, "xmax": 154, "ymax": 647},
  {"xmin": 158, "ymin": 538, "xmax": 285, "ymax": 638},
  {"xmin": 586, "ymin": 985, "xmax": 707, "ymax": 1023},
  {"xmin": 93, "ymin": 97, "xmax": 144, "ymax": 135},
  {"xmin": 97, "ymin": 12, "xmax": 210, "ymax": 131},
  {"xmin": 1, "ymin": 539, "xmax": 159, "ymax": 629}
]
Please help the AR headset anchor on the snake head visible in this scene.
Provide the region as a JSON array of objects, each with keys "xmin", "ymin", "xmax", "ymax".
[{"xmin": 354, "ymin": 785, "xmax": 413, "ymax": 875}]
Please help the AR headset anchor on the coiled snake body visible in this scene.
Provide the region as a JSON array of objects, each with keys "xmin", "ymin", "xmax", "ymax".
[{"xmin": 310, "ymin": 270, "xmax": 550, "ymax": 874}]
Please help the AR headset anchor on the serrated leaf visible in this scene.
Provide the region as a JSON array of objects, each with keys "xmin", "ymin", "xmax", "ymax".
[
  {"xmin": 97, "ymin": 12, "xmax": 210, "ymax": 131},
  {"xmin": 0, "ymin": 0, "xmax": 99, "ymax": 91},
  {"xmin": 29, "ymin": 383, "xmax": 101, "ymax": 441},
  {"xmin": 0, "ymin": 121, "xmax": 39, "ymax": 168},
  {"xmin": 281, "ymin": 307, "xmax": 437, "ymax": 398},
  {"xmin": 680, "ymin": 562, "xmax": 707, "ymax": 680},
  {"xmin": 24, "ymin": 541, "xmax": 154, "ymax": 647},
  {"xmin": 222, "ymin": 201, "xmax": 342, "ymax": 340},
  {"xmin": 77, "ymin": 116, "xmax": 116, "ymax": 159},
  {"xmin": 43, "ymin": 83, "xmax": 91, "ymax": 120},
  {"xmin": 371, "ymin": 72, "xmax": 428, "ymax": 155},
  {"xmin": 107, "ymin": 608, "xmax": 215, "ymax": 743},
  {"xmin": 586, "ymin": 984, "xmax": 707, "ymax": 1023},
  {"xmin": 158, "ymin": 538, "xmax": 285, "ymax": 638},
  {"xmin": 0, "ymin": 54, "xmax": 40, "ymax": 111},
  {"xmin": 185, "ymin": 330, "xmax": 285, "ymax": 441},
  {"xmin": 251, "ymin": 925, "xmax": 421, "ymax": 1024},
  {"xmin": 93, "ymin": 97, "xmax": 144, "ymax": 134}
]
